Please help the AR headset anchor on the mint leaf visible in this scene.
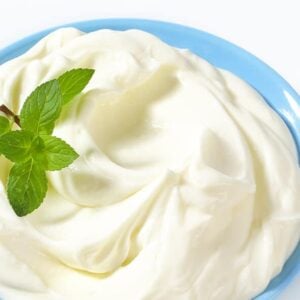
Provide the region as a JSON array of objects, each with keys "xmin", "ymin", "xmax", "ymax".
[
  {"xmin": 20, "ymin": 80, "xmax": 62, "ymax": 135},
  {"xmin": 0, "ymin": 130, "xmax": 34, "ymax": 162},
  {"xmin": 0, "ymin": 116, "xmax": 10, "ymax": 136},
  {"xmin": 58, "ymin": 68, "xmax": 95, "ymax": 104},
  {"xmin": 0, "ymin": 68, "xmax": 95, "ymax": 217},
  {"xmin": 7, "ymin": 159, "xmax": 47, "ymax": 216},
  {"xmin": 41, "ymin": 135, "xmax": 79, "ymax": 171}
]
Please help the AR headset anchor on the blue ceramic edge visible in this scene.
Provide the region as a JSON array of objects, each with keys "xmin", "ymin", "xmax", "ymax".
[{"xmin": 0, "ymin": 18, "xmax": 299, "ymax": 300}]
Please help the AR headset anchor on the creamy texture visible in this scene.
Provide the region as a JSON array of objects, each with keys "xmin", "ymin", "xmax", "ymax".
[{"xmin": 0, "ymin": 28, "xmax": 299, "ymax": 300}]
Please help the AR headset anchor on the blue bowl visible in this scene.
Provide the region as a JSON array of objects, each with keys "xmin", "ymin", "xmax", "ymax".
[{"xmin": 0, "ymin": 19, "xmax": 299, "ymax": 300}]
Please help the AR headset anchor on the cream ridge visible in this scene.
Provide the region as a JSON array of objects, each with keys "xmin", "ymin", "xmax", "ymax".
[{"xmin": 0, "ymin": 28, "xmax": 299, "ymax": 300}]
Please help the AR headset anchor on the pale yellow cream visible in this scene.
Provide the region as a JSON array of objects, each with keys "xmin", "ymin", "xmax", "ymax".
[{"xmin": 0, "ymin": 28, "xmax": 299, "ymax": 300}]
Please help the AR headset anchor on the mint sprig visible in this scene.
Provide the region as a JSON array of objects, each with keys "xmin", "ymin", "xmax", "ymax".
[{"xmin": 0, "ymin": 68, "xmax": 95, "ymax": 216}]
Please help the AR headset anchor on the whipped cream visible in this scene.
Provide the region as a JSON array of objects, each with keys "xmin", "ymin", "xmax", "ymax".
[{"xmin": 0, "ymin": 28, "xmax": 299, "ymax": 300}]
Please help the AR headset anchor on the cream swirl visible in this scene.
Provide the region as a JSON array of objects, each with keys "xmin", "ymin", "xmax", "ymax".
[{"xmin": 0, "ymin": 28, "xmax": 299, "ymax": 300}]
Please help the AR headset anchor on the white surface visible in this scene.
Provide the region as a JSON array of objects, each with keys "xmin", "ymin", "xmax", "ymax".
[{"xmin": 0, "ymin": 0, "xmax": 299, "ymax": 299}]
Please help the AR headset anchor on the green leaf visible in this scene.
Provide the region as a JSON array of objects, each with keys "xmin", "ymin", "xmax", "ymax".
[
  {"xmin": 7, "ymin": 159, "xmax": 47, "ymax": 216},
  {"xmin": 1, "ymin": 68, "xmax": 90, "ymax": 217},
  {"xmin": 0, "ymin": 116, "xmax": 10, "ymax": 136},
  {"xmin": 0, "ymin": 130, "xmax": 34, "ymax": 162},
  {"xmin": 58, "ymin": 68, "xmax": 95, "ymax": 104},
  {"xmin": 20, "ymin": 80, "xmax": 62, "ymax": 135},
  {"xmin": 41, "ymin": 135, "xmax": 79, "ymax": 171}
]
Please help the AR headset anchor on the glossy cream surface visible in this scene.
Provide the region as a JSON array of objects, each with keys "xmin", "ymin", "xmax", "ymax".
[{"xmin": 0, "ymin": 28, "xmax": 299, "ymax": 300}]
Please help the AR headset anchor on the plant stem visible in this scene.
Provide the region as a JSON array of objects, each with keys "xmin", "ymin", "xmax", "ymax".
[{"xmin": 0, "ymin": 104, "xmax": 21, "ymax": 127}]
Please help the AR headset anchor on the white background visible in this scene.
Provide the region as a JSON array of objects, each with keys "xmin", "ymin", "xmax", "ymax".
[{"xmin": 0, "ymin": 0, "xmax": 299, "ymax": 299}]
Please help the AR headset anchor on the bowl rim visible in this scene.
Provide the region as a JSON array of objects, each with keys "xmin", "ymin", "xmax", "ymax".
[{"xmin": 0, "ymin": 18, "xmax": 299, "ymax": 300}]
